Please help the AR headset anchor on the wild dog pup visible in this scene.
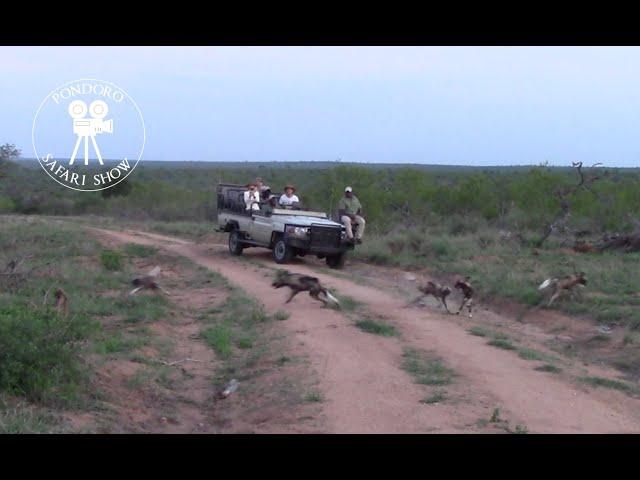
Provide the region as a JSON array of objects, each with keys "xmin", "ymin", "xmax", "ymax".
[
  {"xmin": 271, "ymin": 269, "xmax": 340, "ymax": 308},
  {"xmin": 454, "ymin": 277, "xmax": 474, "ymax": 318},
  {"xmin": 407, "ymin": 280, "xmax": 452, "ymax": 313},
  {"xmin": 538, "ymin": 272, "xmax": 587, "ymax": 307}
]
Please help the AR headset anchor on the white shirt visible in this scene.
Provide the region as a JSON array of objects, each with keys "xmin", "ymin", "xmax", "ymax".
[
  {"xmin": 279, "ymin": 194, "xmax": 299, "ymax": 206},
  {"xmin": 244, "ymin": 190, "xmax": 260, "ymax": 210}
]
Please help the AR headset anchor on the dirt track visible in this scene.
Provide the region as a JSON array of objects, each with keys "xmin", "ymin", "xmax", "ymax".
[{"xmin": 91, "ymin": 227, "xmax": 640, "ymax": 433}]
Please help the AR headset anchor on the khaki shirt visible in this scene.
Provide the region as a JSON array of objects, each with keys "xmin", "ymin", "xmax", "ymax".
[{"xmin": 337, "ymin": 195, "xmax": 362, "ymax": 215}]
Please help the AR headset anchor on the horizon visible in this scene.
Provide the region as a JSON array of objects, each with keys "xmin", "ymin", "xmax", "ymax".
[{"xmin": 2, "ymin": 46, "xmax": 640, "ymax": 168}]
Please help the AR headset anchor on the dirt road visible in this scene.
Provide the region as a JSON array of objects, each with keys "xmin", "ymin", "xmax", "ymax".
[{"xmin": 91, "ymin": 227, "xmax": 640, "ymax": 433}]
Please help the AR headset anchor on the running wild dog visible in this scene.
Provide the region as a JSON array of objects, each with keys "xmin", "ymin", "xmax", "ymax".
[
  {"xmin": 406, "ymin": 281, "xmax": 452, "ymax": 312},
  {"xmin": 271, "ymin": 269, "xmax": 340, "ymax": 308},
  {"xmin": 454, "ymin": 277, "xmax": 474, "ymax": 318},
  {"xmin": 538, "ymin": 272, "xmax": 587, "ymax": 306},
  {"xmin": 130, "ymin": 266, "xmax": 170, "ymax": 296}
]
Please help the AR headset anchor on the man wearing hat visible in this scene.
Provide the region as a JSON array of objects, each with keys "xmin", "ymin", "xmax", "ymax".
[
  {"xmin": 244, "ymin": 182, "xmax": 261, "ymax": 211},
  {"xmin": 279, "ymin": 185, "xmax": 300, "ymax": 207},
  {"xmin": 338, "ymin": 186, "xmax": 365, "ymax": 244}
]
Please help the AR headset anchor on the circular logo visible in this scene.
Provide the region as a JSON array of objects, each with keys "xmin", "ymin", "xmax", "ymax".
[{"xmin": 32, "ymin": 78, "xmax": 145, "ymax": 192}]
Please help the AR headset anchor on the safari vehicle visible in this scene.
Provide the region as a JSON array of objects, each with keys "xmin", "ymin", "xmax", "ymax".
[{"xmin": 216, "ymin": 183, "xmax": 355, "ymax": 268}]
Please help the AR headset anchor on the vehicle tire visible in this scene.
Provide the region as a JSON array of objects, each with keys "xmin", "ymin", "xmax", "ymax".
[
  {"xmin": 325, "ymin": 253, "xmax": 346, "ymax": 269},
  {"xmin": 229, "ymin": 230, "xmax": 244, "ymax": 256},
  {"xmin": 273, "ymin": 239, "xmax": 293, "ymax": 264}
]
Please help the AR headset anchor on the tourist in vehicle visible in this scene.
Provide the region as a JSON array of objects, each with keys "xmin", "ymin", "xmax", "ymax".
[
  {"xmin": 261, "ymin": 194, "xmax": 279, "ymax": 215},
  {"xmin": 255, "ymin": 177, "xmax": 272, "ymax": 201},
  {"xmin": 244, "ymin": 182, "xmax": 261, "ymax": 211},
  {"xmin": 279, "ymin": 184, "xmax": 300, "ymax": 207},
  {"xmin": 338, "ymin": 186, "xmax": 365, "ymax": 243}
]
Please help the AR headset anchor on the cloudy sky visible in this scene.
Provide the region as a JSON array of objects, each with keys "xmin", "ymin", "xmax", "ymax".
[{"xmin": 2, "ymin": 46, "xmax": 639, "ymax": 166}]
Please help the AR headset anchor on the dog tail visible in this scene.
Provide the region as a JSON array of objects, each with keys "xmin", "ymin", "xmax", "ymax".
[
  {"xmin": 323, "ymin": 290, "xmax": 340, "ymax": 307},
  {"xmin": 538, "ymin": 278, "xmax": 554, "ymax": 290}
]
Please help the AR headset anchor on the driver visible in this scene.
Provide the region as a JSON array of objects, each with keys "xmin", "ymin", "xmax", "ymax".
[{"xmin": 279, "ymin": 184, "xmax": 300, "ymax": 208}]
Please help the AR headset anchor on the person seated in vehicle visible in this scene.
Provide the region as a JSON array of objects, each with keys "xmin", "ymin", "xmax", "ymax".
[
  {"xmin": 279, "ymin": 184, "xmax": 300, "ymax": 208},
  {"xmin": 244, "ymin": 182, "xmax": 261, "ymax": 211},
  {"xmin": 338, "ymin": 186, "xmax": 365, "ymax": 244},
  {"xmin": 255, "ymin": 177, "xmax": 272, "ymax": 201},
  {"xmin": 261, "ymin": 194, "xmax": 279, "ymax": 215}
]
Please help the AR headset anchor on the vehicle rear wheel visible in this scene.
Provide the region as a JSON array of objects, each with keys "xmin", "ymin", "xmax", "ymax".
[
  {"xmin": 325, "ymin": 253, "xmax": 346, "ymax": 269},
  {"xmin": 273, "ymin": 239, "xmax": 293, "ymax": 264},
  {"xmin": 229, "ymin": 230, "xmax": 244, "ymax": 256}
]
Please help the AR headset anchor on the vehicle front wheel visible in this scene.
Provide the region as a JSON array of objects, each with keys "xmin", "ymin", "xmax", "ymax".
[
  {"xmin": 229, "ymin": 231, "xmax": 244, "ymax": 256},
  {"xmin": 273, "ymin": 239, "xmax": 294, "ymax": 264},
  {"xmin": 325, "ymin": 253, "xmax": 346, "ymax": 269}
]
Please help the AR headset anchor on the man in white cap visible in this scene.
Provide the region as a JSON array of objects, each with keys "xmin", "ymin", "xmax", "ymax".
[{"xmin": 337, "ymin": 186, "xmax": 365, "ymax": 244}]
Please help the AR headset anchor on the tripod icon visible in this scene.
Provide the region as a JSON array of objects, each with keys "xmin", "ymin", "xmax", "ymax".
[{"xmin": 68, "ymin": 100, "xmax": 114, "ymax": 166}]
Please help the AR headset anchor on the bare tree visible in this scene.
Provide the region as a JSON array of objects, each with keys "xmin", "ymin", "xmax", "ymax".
[{"xmin": 535, "ymin": 161, "xmax": 606, "ymax": 248}]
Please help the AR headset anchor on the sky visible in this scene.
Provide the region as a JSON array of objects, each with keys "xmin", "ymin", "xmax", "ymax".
[{"xmin": 1, "ymin": 46, "xmax": 639, "ymax": 167}]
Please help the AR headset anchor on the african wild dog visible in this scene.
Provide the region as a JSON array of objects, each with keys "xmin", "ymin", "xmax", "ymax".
[
  {"xmin": 406, "ymin": 280, "xmax": 452, "ymax": 312},
  {"xmin": 538, "ymin": 272, "xmax": 587, "ymax": 307},
  {"xmin": 271, "ymin": 270, "xmax": 340, "ymax": 307},
  {"xmin": 454, "ymin": 277, "xmax": 474, "ymax": 318}
]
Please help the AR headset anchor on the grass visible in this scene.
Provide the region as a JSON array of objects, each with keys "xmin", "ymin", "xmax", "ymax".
[
  {"xmin": 334, "ymin": 294, "xmax": 362, "ymax": 313},
  {"xmin": 273, "ymin": 310, "xmax": 290, "ymax": 321},
  {"xmin": 0, "ymin": 395, "xmax": 63, "ymax": 433},
  {"xmin": 304, "ymin": 391, "xmax": 324, "ymax": 403},
  {"xmin": 0, "ymin": 302, "xmax": 95, "ymax": 407},
  {"xmin": 579, "ymin": 376, "xmax": 636, "ymax": 393},
  {"xmin": 354, "ymin": 318, "xmax": 398, "ymax": 337},
  {"xmin": 490, "ymin": 408, "xmax": 502, "ymax": 423},
  {"xmin": 123, "ymin": 243, "xmax": 158, "ymax": 258},
  {"xmin": 92, "ymin": 332, "xmax": 150, "ymax": 355},
  {"xmin": 420, "ymin": 390, "xmax": 447, "ymax": 404},
  {"xmin": 517, "ymin": 348, "xmax": 556, "ymax": 362},
  {"xmin": 353, "ymin": 225, "xmax": 640, "ymax": 329},
  {"xmin": 202, "ymin": 325, "xmax": 234, "ymax": 359},
  {"xmin": 100, "ymin": 249, "xmax": 124, "ymax": 271},
  {"xmin": 468, "ymin": 326, "xmax": 490, "ymax": 337},
  {"xmin": 0, "ymin": 218, "xmax": 177, "ymax": 426},
  {"xmin": 276, "ymin": 356, "xmax": 290, "ymax": 366},
  {"xmin": 535, "ymin": 364, "xmax": 562, "ymax": 373},
  {"xmin": 511, "ymin": 424, "xmax": 529, "ymax": 434},
  {"xmin": 402, "ymin": 348, "xmax": 455, "ymax": 386},
  {"xmin": 487, "ymin": 339, "xmax": 517, "ymax": 351}
]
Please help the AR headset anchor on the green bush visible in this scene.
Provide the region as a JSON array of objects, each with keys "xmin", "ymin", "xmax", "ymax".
[
  {"xmin": 0, "ymin": 305, "xmax": 94, "ymax": 405},
  {"xmin": 100, "ymin": 249, "xmax": 124, "ymax": 271}
]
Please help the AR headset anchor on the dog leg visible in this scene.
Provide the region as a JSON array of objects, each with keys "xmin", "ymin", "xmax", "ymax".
[
  {"xmin": 547, "ymin": 290, "xmax": 561, "ymax": 307},
  {"xmin": 285, "ymin": 289, "xmax": 301, "ymax": 304},
  {"xmin": 441, "ymin": 296, "xmax": 452, "ymax": 314},
  {"xmin": 467, "ymin": 299, "xmax": 473, "ymax": 318},
  {"xmin": 309, "ymin": 290, "xmax": 327, "ymax": 307},
  {"xmin": 404, "ymin": 295, "xmax": 425, "ymax": 308},
  {"xmin": 456, "ymin": 298, "xmax": 467, "ymax": 315}
]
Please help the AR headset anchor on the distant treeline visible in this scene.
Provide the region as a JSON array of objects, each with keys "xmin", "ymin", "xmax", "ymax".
[{"xmin": 1, "ymin": 160, "xmax": 639, "ymax": 234}]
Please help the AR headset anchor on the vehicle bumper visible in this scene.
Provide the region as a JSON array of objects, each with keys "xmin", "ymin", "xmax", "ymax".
[{"xmin": 286, "ymin": 237, "xmax": 354, "ymax": 254}]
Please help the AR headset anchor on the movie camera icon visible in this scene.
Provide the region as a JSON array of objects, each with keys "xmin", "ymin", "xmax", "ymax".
[{"xmin": 68, "ymin": 100, "xmax": 113, "ymax": 166}]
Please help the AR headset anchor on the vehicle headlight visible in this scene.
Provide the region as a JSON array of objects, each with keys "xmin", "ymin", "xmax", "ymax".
[{"xmin": 285, "ymin": 226, "xmax": 310, "ymax": 238}]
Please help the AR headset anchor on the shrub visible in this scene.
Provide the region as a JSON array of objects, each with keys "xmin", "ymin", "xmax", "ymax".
[
  {"xmin": 100, "ymin": 249, "xmax": 124, "ymax": 271},
  {"xmin": 0, "ymin": 305, "xmax": 93, "ymax": 405}
]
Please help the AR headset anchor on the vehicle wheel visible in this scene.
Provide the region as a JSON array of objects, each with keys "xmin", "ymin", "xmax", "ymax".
[
  {"xmin": 325, "ymin": 253, "xmax": 346, "ymax": 269},
  {"xmin": 229, "ymin": 230, "xmax": 244, "ymax": 256},
  {"xmin": 273, "ymin": 239, "xmax": 293, "ymax": 264}
]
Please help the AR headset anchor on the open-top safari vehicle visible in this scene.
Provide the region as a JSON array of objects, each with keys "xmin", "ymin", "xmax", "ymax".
[{"xmin": 216, "ymin": 183, "xmax": 355, "ymax": 268}]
